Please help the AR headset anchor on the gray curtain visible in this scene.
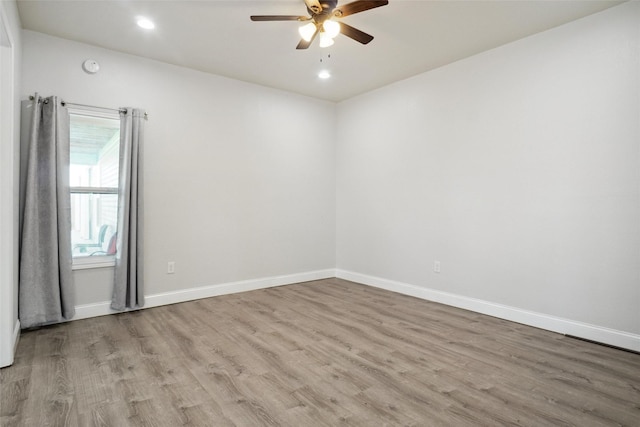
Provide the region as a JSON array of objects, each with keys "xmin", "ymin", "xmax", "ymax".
[
  {"xmin": 111, "ymin": 108, "xmax": 145, "ymax": 310},
  {"xmin": 19, "ymin": 95, "xmax": 75, "ymax": 328}
]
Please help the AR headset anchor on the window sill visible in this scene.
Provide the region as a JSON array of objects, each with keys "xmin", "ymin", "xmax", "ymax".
[{"xmin": 72, "ymin": 256, "xmax": 115, "ymax": 270}]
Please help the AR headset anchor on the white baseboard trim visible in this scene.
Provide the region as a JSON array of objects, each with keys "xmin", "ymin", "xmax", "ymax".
[
  {"xmin": 336, "ymin": 269, "xmax": 640, "ymax": 353},
  {"xmin": 74, "ymin": 269, "xmax": 336, "ymax": 321}
]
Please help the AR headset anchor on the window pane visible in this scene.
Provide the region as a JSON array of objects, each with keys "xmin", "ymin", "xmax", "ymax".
[
  {"xmin": 71, "ymin": 193, "xmax": 118, "ymax": 257},
  {"xmin": 70, "ymin": 113, "xmax": 120, "ymax": 188},
  {"xmin": 69, "ymin": 112, "xmax": 120, "ymax": 260}
]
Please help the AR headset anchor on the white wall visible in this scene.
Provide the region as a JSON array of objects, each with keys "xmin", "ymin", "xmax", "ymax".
[
  {"xmin": 21, "ymin": 30, "xmax": 336, "ymax": 308},
  {"xmin": 337, "ymin": 2, "xmax": 639, "ymax": 345},
  {"xmin": 0, "ymin": 0, "xmax": 21, "ymax": 368}
]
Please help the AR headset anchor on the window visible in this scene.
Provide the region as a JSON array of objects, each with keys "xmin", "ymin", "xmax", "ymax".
[{"xmin": 69, "ymin": 110, "xmax": 120, "ymax": 268}]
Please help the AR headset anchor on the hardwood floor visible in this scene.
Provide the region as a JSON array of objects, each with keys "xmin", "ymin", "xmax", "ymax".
[{"xmin": 2, "ymin": 278, "xmax": 639, "ymax": 426}]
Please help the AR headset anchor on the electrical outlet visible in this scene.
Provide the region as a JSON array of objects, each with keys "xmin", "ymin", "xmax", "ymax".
[
  {"xmin": 434, "ymin": 261, "xmax": 441, "ymax": 273},
  {"xmin": 167, "ymin": 261, "xmax": 175, "ymax": 274}
]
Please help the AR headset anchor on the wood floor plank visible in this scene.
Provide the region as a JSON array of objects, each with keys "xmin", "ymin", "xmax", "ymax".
[{"xmin": 2, "ymin": 278, "xmax": 639, "ymax": 426}]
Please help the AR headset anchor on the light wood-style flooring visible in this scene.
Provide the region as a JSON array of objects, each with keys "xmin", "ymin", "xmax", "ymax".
[{"xmin": 2, "ymin": 278, "xmax": 639, "ymax": 426}]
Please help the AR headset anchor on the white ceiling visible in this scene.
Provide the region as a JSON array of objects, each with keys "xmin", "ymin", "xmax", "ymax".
[{"xmin": 17, "ymin": 0, "xmax": 623, "ymax": 102}]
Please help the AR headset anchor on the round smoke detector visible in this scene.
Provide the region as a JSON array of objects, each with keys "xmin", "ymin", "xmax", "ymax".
[{"xmin": 82, "ymin": 59, "xmax": 100, "ymax": 74}]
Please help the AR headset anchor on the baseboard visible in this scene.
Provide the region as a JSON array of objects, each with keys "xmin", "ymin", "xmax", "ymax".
[
  {"xmin": 74, "ymin": 269, "xmax": 336, "ymax": 321},
  {"xmin": 67, "ymin": 267, "xmax": 640, "ymax": 353},
  {"xmin": 335, "ymin": 269, "xmax": 640, "ymax": 353}
]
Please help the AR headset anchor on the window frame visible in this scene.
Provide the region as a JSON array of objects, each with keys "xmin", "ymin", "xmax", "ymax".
[{"xmin": 68, "ymin": 107, "xmax": 121, "ymax": 270}]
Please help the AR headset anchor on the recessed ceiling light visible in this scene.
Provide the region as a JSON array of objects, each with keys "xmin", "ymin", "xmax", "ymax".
[
  {"xmin": 137, "ymin": 18, "xmax": 155, "ymax": 30},
  {"xmin": 318, "ymin": 70, "xmax": 331, "ymax": 79}
]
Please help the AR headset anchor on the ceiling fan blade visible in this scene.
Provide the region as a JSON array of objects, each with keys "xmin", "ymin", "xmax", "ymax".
[
  {"xmin": 304, "ymin": 0, "xmax": 323, "ymax": 14},
  {"xmin": 340, "ymin": 22, "xmax": 374, "ymax": 44},
  {"xmin": 296, "ymin": 28, "xmax": 319, "ymax": 49},
  {"xmin": 250, "ymin": 15, "xmax": 307, "ymax": 21},
  {"xmin": 335, "ymin": 0, "xmax": 388, "ymax": 18}
]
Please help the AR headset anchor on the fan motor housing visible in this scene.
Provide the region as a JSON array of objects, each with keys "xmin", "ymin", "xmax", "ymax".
[{"xmin": 308, "ymin": 0, "xmax": 338, "ymax": 16}]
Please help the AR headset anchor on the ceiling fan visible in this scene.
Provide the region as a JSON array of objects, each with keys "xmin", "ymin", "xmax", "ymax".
[{"xmin": 250, "ymin": 0, "xmax": 389, "ymax": 49}]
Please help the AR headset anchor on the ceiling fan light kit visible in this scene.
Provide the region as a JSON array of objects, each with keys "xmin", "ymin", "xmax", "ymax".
[
  {"xmin": 323, "ymin": 20, "xmax": 341, "ymax": 38},
  {"xmin": 250, "ymin": 0, "xmax": 389, "ymax": 50},
  {"xmin": 299, "ymin": 22, "xmax": 317, "ymax": 42},
  {"xmin": 319, "ymin": 32, "xmax": 335, "ymax": 48}
]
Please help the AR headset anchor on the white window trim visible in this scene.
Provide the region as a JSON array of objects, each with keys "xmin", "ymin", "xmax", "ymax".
[
  {"xmin": 70, "ymin": 186, "xmax": 118, "ymax": 194},
  {"xmin": 72, "ymin": 255, "xmax": 115, "ymax": 270}
]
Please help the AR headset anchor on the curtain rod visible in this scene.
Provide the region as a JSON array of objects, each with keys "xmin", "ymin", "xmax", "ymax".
[
  {"xmin": 63, "ymin": 100, "xmax": 126, "ymax": 114},
  {"xmin": 28, "ymin": 95, "xmax": 148, "ymax": 119}
]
